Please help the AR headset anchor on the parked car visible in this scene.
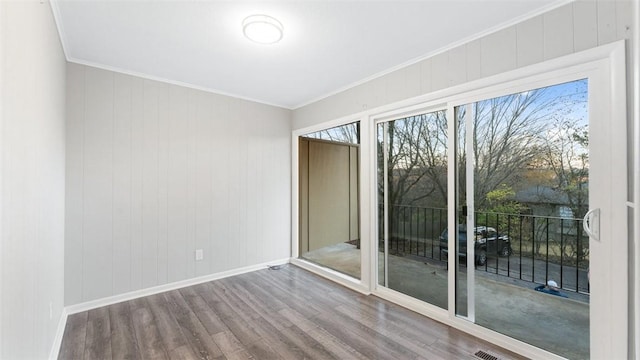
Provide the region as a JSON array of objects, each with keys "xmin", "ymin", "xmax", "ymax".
[{"xmin": 439, "ymin": 225, "xmax": 512, "ymax": 266}]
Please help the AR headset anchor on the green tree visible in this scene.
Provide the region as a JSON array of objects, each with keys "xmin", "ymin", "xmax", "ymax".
[{"xmin": 476, "ymin": 184, "xmax": 524, "ymax": 232}]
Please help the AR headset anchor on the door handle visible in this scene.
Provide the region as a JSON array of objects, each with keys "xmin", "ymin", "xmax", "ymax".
[{"xmin": 583, "ymin": 208, "xmax": 600, "ymax": 241}]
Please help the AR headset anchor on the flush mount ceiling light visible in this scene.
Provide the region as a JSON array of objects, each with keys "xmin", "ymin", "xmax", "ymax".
[{"xmin": 242, "ymin": 14, "xmax": 283, "ymax": 44}]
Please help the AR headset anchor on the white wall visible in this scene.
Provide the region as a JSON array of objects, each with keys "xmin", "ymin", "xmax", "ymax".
[
  {"xmin": 65, "ymin": 63, "xmax": 292, "ymax": 305},
  {"xmin": 292, "ymin": 0, "xmax": 637, "ymax": 356},
  {"xmin": 0, "ymin": 1, "xmax": 67, "ymax": 358}
]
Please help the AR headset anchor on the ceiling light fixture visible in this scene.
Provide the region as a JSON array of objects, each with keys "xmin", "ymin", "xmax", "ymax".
[{"xmin": 242, "ymin": 14, "xmax": 283, "ymax": 45}]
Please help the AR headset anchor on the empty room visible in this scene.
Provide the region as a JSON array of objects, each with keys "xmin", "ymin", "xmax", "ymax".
[{"xmin": 1, "ymin": 1, "xmax": 639, "ymax": 359}]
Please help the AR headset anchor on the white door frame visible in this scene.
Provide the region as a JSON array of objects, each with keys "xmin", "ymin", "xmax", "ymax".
[{"xmin": 444, "ymin": 59, "xmax": 626, "ymax": 359}]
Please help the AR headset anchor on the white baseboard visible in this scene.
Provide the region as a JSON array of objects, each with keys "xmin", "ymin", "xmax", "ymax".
[
  {"xmin": 49, "ymin": 259, "xmax": 289, "ymax": 359},
  {"xmin": 49, "ymin": 308, "xmax": 68, "ymax": 360},
  {"xmin": 64, "ymin": 257, "xmax": 291, "ymax": 315}
]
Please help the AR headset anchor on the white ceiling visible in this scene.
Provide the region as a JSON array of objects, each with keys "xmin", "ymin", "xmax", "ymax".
[{"xmin": 52, "ymin": 1, "xmax": 567, "ymax": 109}]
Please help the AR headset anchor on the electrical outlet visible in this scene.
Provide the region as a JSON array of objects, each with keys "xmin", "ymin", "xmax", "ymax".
[{"xmin": 195, "ymin": 249, "xmax": 204, "ymax": 261}]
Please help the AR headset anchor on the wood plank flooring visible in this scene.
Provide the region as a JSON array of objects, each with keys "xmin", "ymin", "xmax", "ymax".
[{"xmin": 58, "ymin": 265, "xmax": 526, "ymax": 360}]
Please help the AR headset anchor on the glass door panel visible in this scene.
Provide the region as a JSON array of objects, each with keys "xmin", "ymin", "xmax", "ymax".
[
  {"xmin": 299, "ymin": 123, "xmax": 361, "ymax": 279},
  {"xmin": 377, "ymin": 110, "xmax": 448, "ymax": 309},
  {"xmin": 455, "ymin": 79, "xmax": 590, "ymax": 359}
]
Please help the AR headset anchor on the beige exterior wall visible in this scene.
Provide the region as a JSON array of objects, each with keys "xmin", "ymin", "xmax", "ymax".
[{"xmin": 299, "ymin": 138, "xmax": 359, "ymax": 253}]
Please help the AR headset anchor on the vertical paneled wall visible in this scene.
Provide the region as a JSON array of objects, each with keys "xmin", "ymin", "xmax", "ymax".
[
  {"xmin": 65, "ymin": 63, "xmax": 292, "ymax": 305},
  {"xmin": 292, "ymin": 0, "xmax": 633, "ymax": 130},
  {"xmin": 0, "ymin": 1, "xmax": 66, "ymax": 358}
]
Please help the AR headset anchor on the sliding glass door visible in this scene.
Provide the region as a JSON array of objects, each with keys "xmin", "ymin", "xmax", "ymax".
[
  {"xmin": 377, "ymin": 109, "xmax": 449, "ymax": 309},
  {"xmin": 454, "ymin": 79, "xmax": 590, "ymax": 359},
  {"xmin": 375, "ymin": 60, "xmax": 627, "ymax": 358}
]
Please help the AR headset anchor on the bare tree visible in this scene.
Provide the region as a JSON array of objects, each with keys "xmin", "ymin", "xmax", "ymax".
[
  {"xmin": 377, "ymin": 80, "xmax": 589, "ymax": 253},
  {"xmin": 377, "ymin": 112, "xmax": 447, "ymax": 243},
  {"xmin": 538, "ymin": 119, "xmax": 589, "ymax": 219},
  {"xmin": 533, "ymin": 118, "xmax": 589, "ymax": 262},
  {"xmin": 379, "ymin": 90, "xmax": 556, "ymax": 238},
  {"xmin": 467, "ymin": 89, "xmax": 556, "ymax": 209},
  {"xmin": 380, "ymin": 112, "xmax": 448, "ymax": 207},
  {"xmin": 304, "ymin": 122, "xmax": 359, "ymax": 144}
]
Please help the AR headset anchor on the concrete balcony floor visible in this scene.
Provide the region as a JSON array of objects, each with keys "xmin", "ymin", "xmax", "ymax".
[{"xmin": 302, "ymin": 242, "xmax": 589, "ymax": 360}]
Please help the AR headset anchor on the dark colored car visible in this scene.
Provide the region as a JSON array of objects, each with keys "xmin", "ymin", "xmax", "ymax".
[{"xmin": 439, "ymin": 225, "xmax": 512, "ymax": 266}]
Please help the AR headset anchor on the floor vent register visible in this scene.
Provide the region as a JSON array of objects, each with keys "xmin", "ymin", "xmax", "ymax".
[{"xmin": 474, "ymin": 350, "xmax": 499, "ymax": 360}]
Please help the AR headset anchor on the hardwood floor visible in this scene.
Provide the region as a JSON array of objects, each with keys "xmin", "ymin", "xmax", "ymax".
[{"xmin": 58, "ymin": 265, "xmax": 526, "ymax": 360}]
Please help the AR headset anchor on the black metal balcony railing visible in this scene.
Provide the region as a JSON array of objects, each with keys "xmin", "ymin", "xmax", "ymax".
[{"xmin": 378, "ymin": 204, "xmax": 589, "ymax": 294}]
